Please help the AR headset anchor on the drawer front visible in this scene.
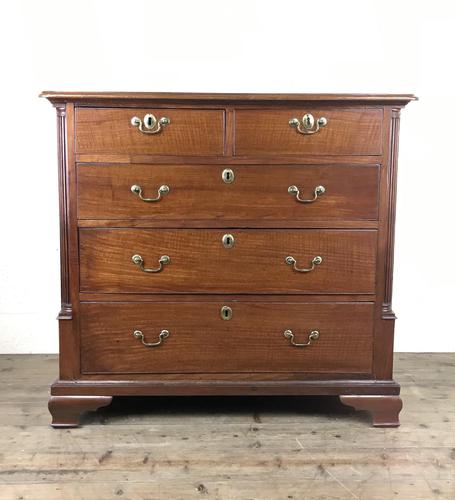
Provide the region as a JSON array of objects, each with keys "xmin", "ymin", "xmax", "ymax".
[
  {"xmin": 79, "ymin": 229, "xmax": 377, "ymax": 293},
  {"xmin": 77, "ymin": 164, "xmax": 379, "ymax": 221},
  {"xmin": 75, "ymin": 108, "xmax": 225, "ymax": 156},
  {"xmin": 80, "ymin": 302, "xmax": 374, "ymax": 374},
  {"xmin": 235, "ymin": 108, "xmax": 382, "ymax": 156}
]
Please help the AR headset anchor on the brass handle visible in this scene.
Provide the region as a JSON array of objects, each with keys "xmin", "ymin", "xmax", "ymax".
[
  {"xmin": 289, "ymin": 113, "xmax": 327, "ymax": 135},
  {"xmin": 133, "ymin": 329, "xmax": 170, "ymax": 347},
  {"xmin": 288, "ymin": 185, "xmax": 325, "ymax": 203},
  {"xmin": 131, "ymin": 184, "xmax": 170, "ymax": 202},
  {"xmin": 131, "ymin": 254, "xmax": 170, "ymax": 273},
  {"xmin": 285, "ymin": 255, "xmax": 322, "ymax": 273},
  {"xmin": 283, "ymin": 329, "xmax": 320, "ymax": 347},
  {"xmin": 131, "ymin": 113, "xmax": 170, "ymax": 134}
]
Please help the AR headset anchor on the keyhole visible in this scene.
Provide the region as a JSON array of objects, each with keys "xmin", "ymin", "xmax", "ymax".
[
  {"xmin": 222, "ymin": 233, "xmax": 235, "ymax": 248},
  {"xmin": 222, "ymin": 168, "xmax": 235, "ymax": 184},
  {"xmin": 143, "ymin": 113, "xmax": 157, "ymax": 129},
  {"xmin": 220, "ymin": 306, "xmax": 232, "ymax": 320}
]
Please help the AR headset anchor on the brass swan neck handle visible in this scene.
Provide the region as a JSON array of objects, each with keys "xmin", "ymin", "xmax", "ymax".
[
  {"xmin": 131, "ymin": 184, "xmax": 170, "ymax": 202},
  {"xmin": 283, "ymin": 329, "xmax": 320, "ymax": 347},
  {"xmin": 131, "ymin": 113, "xmax": 170, "ymax": 135},
  {"xmin": 288, "ymin": 185, "xmax": 325, "ymax": 203},
  {"xmin": 288, "ymin": 113, "xmax": 328, "ymax": 135},
  {"xmin": 131, "ymin": 254, "xmax": 170, "ymax": 273},
  {"xmin": 285, "ymin": 255, "xmax": 322, "ymax": 273},
  {"xmin": 133, "ymin": 329, "xmax": 170, "ymax": 347}
]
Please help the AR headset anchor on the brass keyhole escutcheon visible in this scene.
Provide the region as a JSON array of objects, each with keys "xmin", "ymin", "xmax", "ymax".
[
  {"xmin": 221, "ymin": 306, "xmax": 233, "ymax": 320},
  {"xmin": 222, "ymin": 168, "xmax": 235, "ymax": 184},
  {"xmin": 222, "ymin": 233, "xmax": 235, "ymax": 248},
  {"xmin": 144, "ymin": 113, "xmax": 156, "ymax": 129}
]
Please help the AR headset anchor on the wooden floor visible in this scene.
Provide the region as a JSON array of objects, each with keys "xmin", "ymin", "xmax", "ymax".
[{"xmin": 0, "ymin": 354, "xmax": 454, "ymax": 499}]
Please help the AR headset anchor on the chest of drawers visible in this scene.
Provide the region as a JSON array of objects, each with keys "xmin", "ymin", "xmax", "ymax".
[{"xmin": 41, "ymin": 92, "xmax": 415, "ymax": 427}]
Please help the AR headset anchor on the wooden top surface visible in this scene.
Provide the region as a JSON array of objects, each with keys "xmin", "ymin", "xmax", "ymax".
[{"xmin": 40, "ymin": 91, "xmax": 417, "ymax": 105}]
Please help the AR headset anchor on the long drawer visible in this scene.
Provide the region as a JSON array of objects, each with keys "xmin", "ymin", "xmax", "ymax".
[
  {"xmin": 77, "ymin": 164, "xmax": 379, "ymax": 221},
  {"xmin": 79, "ymin": 229, "xmax": 377, "ymax": 294},
  {"xmin": 80, "ymin": 301, "xmax": 374, "ymax": 374},
  {"xmin": 75, "ymin": 108, "xmax": 225, "ymax": 156},
  {"xmin": 235, "ymin": 108, "xmax": 383, "ymax": 156}
]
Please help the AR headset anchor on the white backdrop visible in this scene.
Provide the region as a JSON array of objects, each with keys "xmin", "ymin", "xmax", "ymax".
[{"xmin": 0, "ymin": 0, "xmax": 454, "ymax": 353}]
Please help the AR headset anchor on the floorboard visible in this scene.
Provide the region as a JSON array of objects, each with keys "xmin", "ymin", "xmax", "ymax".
[{"xmin": 0, "ymin": 353, "xmax": 454, "ymax": 499}]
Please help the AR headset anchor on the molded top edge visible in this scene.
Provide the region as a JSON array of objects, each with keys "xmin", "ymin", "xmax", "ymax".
[{"xmin": 40, "ymin": 91, "xmax": 417, "ymax": 104}]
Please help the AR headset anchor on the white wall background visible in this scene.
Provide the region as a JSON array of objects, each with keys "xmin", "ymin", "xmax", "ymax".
[{"xmin": 0, "ymin": 0, "xmax": 454, "ymax": 353}]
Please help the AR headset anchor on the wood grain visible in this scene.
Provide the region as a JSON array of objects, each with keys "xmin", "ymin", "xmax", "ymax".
[
  {"xmin": 40, "ymin": 90, "xmax": 417, "ymax": 104},
  {"xmin": 235, "ymin": 108, "xmax": 383, "ymax": 156},
  {"xmin": 79, "ymin": 229, "xmax": 377, "ymax": 294},
  {"xmin": 41, "ymin": 92, "xmax": 414, "ymax": 427},
  {"xmin": 0, "ymin": 353, "xmax": 452, "ymax": 500},
  {"xmin": 77, "ymin": 163, "xmax": 380, "ymax": 221},
  {"xmin": 339, "ymin": 395, "xmax": 403, "ymax": 427},
  {"xmin": 48, "ymin": 396, "xmax": 112, "ymax": 427},
  {"xmin": 79, "ymin": 302, "xmax": 374, "ymax": 374},
  {"xmin": 75, "ymin": 108, "xmax": 225, "ymax": 156},
  {"xmin": 75, "ymin": 153, "xmax": 387, "ymax": 165},
  {"xmin": 55, "ymin": 104, "xmax": 71, "ymax": 319}
]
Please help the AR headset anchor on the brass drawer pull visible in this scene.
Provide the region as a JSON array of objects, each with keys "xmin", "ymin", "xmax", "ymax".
[
  {"xmin": 285, "ymin": 255, "xmax": 322, "ymax": 273},
  {"xmin": 288, "ymin": 113, "xmax": 327, "ymax": 135},
  {"xmin": 131, "ymin": 254, "xmax": 170, "ymax": 273},
  {"xmin": 131, "ymin": 113, "xmax": 170, "ymax": 135},
  {"xmin": 131, "ymin": 184, "xmax": 170, "ymax": 202},
  {"xmin": 283, "ymin": 329, "xmax": 320, "ymax": 347},
  {"xmin": 288, "ymin": 185, "xmax": 325, "ymax": 203},
  {"xmin": 133, "ymin": 329, "xmax": 170, "ymax": 347}
]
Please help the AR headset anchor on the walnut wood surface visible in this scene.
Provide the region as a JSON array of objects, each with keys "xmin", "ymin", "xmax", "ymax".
[
  {"xmin": 80, "ymin": 302, "xmax": 373, "ymax": 374},
  {"xmin": 75, "ymin": 153, "xmax": 387, "ymax": 165},
  {"xmin": 339, "ymin": 395, "xmax": 403, "ymax": 427},
  {"xmin": 75, "ymin": 108, "xmax": 225, "ymax": 156},
  {"xmin": 235, "ymin": 108, "xmax": 383, "ymax": 156},
  {"xmin": 48, "ymin": 395, "xmax": 112, "ymax": 427},
  {"xmin": 77, "ymin": 164, "xmax": 379, "ymax": 221},
  {"xmin": 41, "ymin": 91, "xmax": 414, "ymax": 427},
  {"xmin": 79, "ymin": 229, "xmax": 377, "ymax": 294},
  {"xmin": 40, "ymin": 90, "xmax": 417, "ymax": 104}
]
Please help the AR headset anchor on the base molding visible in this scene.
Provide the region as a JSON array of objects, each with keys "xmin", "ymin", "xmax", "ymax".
[
  {"xmin": 48, "ymin": 395, "xmax": 112, "ymax": 428},
  {"xmin": 50, "ymin": 378, "xmax": 401, "ymax": 396},
  {"xmin": 339, "ymin": 395, "xmax": 403, "ymax": 427},
  {"xmin": 48, "ymin": 381, "xmax": 402, "ymax": 428}
]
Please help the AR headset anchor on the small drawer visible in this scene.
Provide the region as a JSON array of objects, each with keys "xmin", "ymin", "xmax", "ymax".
[
  {"xmin": 79, "ymin": 229, "xmax": 377, "ymax": 294},
  {"xmin": 75, "ymin": 108, "xmax": 225, "ymax": 156},
  {"xmin": 80, "ymin": 301, "xmax": 374, "ymax": 374},
  {"xmin": 77, "ymin": 164, "xmax": 379, "ymax": 221},
  {"xmin": 235, "ymin": 108, "xmax": 383, "ymax": 156}
]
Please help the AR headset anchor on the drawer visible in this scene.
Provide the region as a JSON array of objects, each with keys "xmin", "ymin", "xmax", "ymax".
[
  {"xmin": 75, "ymin": 108, "xmax": 225, "ymax": 156},
  {"xmin": 79, "ymin": 229, "xmax": 377, "ymax": 294},
  {"xmin": 77, "ymin": 164, "xmax": 379, "ymax": 221},
  {"xmin": 80, "ymin": 301, "xmax": 374, "ymax": 374},
  {"xmin": 235, "ymin": 108, "xmax": 382, "ymax": 156}
]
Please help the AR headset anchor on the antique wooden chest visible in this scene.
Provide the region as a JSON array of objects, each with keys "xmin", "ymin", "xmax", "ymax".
[{"xmin": 41, "ymin": 92, "xmax": 415, "ymax": 427}]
